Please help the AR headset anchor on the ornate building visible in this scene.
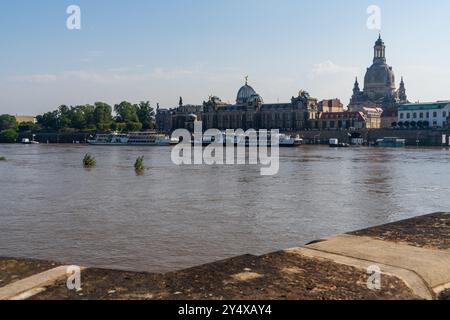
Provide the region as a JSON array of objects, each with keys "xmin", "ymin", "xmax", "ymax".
[
  {"xmin": 348, "ymin": 35, "xmax": 409, "ymax": 127},
  {"xmin": 156, "ymin": 78, "xmax": 319, "ymax": 132}
]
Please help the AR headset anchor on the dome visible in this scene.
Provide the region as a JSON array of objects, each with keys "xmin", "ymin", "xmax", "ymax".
[
  {"xmin": 364, "ymin": 63, "xmax": 396, "ymax": 99},
  {"xmin": 236, "ymin": 84, "xmax": 257, "ymax": 104}
]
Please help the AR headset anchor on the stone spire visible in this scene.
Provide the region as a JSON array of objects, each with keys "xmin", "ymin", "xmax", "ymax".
[
  {"xmin": 353, "ymin": 77, "xmax": 361, "ymax": 94},
  {"xmin": 398, "ymin": 77, "xmax": 407, "ymax": 102}
]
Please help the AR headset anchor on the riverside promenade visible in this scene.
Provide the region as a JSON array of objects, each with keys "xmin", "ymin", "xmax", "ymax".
[{"xmin": 1, "ymin": 212, "xmax": 449, "ymax": 300}]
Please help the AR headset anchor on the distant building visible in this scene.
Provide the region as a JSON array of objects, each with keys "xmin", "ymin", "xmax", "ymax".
[
  {"xmin": 348, "ymin": 35, "xmax": 409, "ymax": 128},
  {"xmin": 15, "ymin": 115, "xmax": 36, "ymax": 124},
  {"xmin": 317, "ymin": 111, "xmax": 378, "ymax": 130},
  {"xmin": 156, "ymin": 79, "xmax": 319, "ymax": 132},
  {"xmin": 398, "ymin": 101, "xmax": 450, "ymax": 128},
  {"xmin": 318, "ymin": 99, "xmax": 344, "ymax": 113}
]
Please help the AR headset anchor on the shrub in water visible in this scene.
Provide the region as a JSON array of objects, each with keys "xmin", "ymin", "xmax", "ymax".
[
  {"xmin": 134, "ymin": 156, "xmax": 145, "ymax": 174},
  {"xmin": 83, "ymin": 153, "xmax": 96, "ymax": 168},
  {"xmin": 0, "ymin": 156, "xmax": 5, "ymax": 161}
]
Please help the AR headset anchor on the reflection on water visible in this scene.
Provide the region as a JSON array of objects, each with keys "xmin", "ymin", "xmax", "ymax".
[{"xmin": 0, "ymin": 144, "xmax": 450, "ymax": 272}]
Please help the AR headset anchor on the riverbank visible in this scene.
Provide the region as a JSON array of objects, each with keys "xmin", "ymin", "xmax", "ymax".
[
  {"xmin": 1, "ymin": 212, "xmax": 449, "ymax": 300},
  {"xmin": 14, "ymin": 128, "xmax": 450, "ymax": 146}
]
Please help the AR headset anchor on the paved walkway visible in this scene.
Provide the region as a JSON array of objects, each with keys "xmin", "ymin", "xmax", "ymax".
[{"xmin": 1, "ymin": 212, "xmax": 449, "ymax": 300}]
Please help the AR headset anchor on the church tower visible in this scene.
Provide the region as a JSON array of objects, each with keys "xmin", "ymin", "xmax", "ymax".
[
  {"xmin": 353, "ymin": 77, "xmax": 361, "ymax": 95},
  {"xmin": 373, "ymin": 34, "xmax": 386, "ymax": 64},
  {"xmin": 398, "ymin": 77, "xmax": 408, "ymax": 103}
]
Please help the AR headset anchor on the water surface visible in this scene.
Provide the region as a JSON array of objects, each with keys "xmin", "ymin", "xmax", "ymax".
[{"xmin": 0, "ymin": 144, "xmax": 449, "ymax": 272}]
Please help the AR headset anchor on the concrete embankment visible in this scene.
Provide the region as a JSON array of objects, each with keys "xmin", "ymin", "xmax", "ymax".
[
  {"xmin": 298, "ymin": 129, "xmax": 450, "ymax": 146},
  {"xmin": 1, "ymin": 212, "xmax": 449, "ymax": 300},
  {"xmin": 17, "ymin": 128, "xmax": 450, "ymax": 146}
]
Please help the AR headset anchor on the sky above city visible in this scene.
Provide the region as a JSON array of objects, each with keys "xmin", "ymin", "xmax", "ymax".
[{"xmin": 1, "ymin": 0, "xmax": 450, "ymax": 115}]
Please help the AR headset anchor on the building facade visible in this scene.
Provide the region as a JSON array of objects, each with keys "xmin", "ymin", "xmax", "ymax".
[
  {"xmin": 14, "ymin": 115, "xmax": 36, "ymax": 124},
  {"xmin": 318, "ymin": 99, "xmax": 344, "ymax": 113},
  {"xmin": 348, "ymin": 35, "xmax": 409, "ymax": 128},
  {"xmin": 316, "ymin": 111, "xmax": 381, "ymax": 130},
  {"xmin": 156, "ymin": 80, "xmax": 319, "ymax": 132},
  {"xmin": 398, "ymin": 102, "xmax": 450, "ymax": 128}
]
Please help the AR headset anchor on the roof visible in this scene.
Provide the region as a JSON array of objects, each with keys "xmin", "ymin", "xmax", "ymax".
[{"xmin": 399, "ymin": 102, "xmax": 450, "ymax": 111}]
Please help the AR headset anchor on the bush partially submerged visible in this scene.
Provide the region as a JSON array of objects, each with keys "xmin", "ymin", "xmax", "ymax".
[
  {"xmin": 83, "ymin": 153, "xmax": 96, "ymax": 168},
  {"xmin": 134, "ymin": 156, "xmax": 145, "ymax": 174},
  {"xmin": 0, "ymin": 156, "xmax": 5, "ymax": 161}
]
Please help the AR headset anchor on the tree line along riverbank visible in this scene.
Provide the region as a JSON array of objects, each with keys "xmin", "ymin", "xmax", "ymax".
[{"xmin": 0, "ymin": 101, "xmax": 157, "ymax": 143}]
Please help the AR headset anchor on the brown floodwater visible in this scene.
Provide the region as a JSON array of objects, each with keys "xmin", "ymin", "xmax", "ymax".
[{"xmin": 0, "ymin": 144, "xmax": 449, "ymax": 273}]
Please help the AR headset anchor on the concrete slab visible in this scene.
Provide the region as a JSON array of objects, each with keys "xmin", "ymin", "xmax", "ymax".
[
  {"xmin": 0, "ymin": 266, "xmax": 71, "ymax": 300},
  {"xmin": 305, "ymin": 234, "xmax": 450, "ymax": 297},
  {"xmin": 287, "ymin": 247, "xmax": 433, "ymax": 300},
  {"xmin": 0, "ymin": 258, "xmax": 60, "ymax": 287}
]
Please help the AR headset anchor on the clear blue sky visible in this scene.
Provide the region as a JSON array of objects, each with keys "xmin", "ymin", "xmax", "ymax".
[{"xmin": 1, "ymin": 0, "xmax": 450, "ymax": 115}]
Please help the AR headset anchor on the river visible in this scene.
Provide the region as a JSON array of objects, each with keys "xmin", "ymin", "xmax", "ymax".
[{"xmin": 0, "ymin": 144, "xmax": 449, "ymax": 272}]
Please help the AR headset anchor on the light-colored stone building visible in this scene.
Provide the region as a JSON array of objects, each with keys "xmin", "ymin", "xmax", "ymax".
[
  {"xmin": 156, "ymin": 79, "xmax": 319, "ymax": 132},
  {"xmin": 14, "ymin": 115, "xmax": 36, "ymax": 124},
  {"xmin": 398, "ymin": 101, "xmax": 450, "ymax": 128},
  {"xmin": 348, "ymin": 35, "xmax": 408, "ymax": 128}
]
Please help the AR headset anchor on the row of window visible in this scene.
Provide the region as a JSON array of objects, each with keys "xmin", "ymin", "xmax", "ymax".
[{"xmin": 399, "ymin": 110, "xmax": 447, "ymax": 119}]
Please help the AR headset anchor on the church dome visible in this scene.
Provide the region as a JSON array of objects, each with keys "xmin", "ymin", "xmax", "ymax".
[
  {"xmin": 236, "ymin": 82, "xmax": 257, "ymax": 104},
  {"xmin": 364, "ymin": 63, "xmax": 396, "ymax": 99}
]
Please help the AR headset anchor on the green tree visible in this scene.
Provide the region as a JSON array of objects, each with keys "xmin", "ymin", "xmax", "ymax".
[
  {"xmin": 112, "ymin": 122, "xmax": 127, "ymax": 132},
  {"xmin": 126, "ymin": 121, "xmax": 143, "ymax": 131},
  {"xmin": 114, "ymin": 101, "xmax": 141, "ymax": 132},
  {"xmin": 69, "ymin": 106, "xmax": 87, "ymax": 130},
  {"xmin": 0, "ymin": 129, "xmax": 18, "ymax": 143},
  {"xmin": 39, "ymin": 111, "xmax": 59, "ymax": 130},
  {"xmin": 94, "ymin": 102, "xmax": 113, "ymax": 131},
  {"xmin": 58, "ymin": 105, "xmax": 72, "ymax": 129},
  {"xmin": 137, "ymin": 101, "xmax": 156, "ymax": 130},
  {"xmin": 18, "ymin": 121, "xmax": 38, "ymax": 132},
  {"xmin": 81, "ymin": 104, "xmax": 96, "ymax": 130},
  {"xmin": 0, "ymin": 115, "xmax": 18, "ymax": 131},
  {"xmin": 114, "ymin": 101, "xmax": 139, "ymax": 123}
]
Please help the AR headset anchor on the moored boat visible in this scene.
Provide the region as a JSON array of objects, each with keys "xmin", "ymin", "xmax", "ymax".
[
  {"xmin": 88, "ymin": 132, "xmax": 179, "ymax": 146},
  {"xmin": 329, "ymin": 138, "xmax": 349, "ymax": 148},
  {"xmin": 375, "ymin": 137, "xmax": 406, "ymax": 148},
  {"xmin": 21, "ymin": 138, "xmax": 39, "ymax": 145},
  {"xmin": 193, "ymin": 132, "xmax": 302, "ymax": 147}
]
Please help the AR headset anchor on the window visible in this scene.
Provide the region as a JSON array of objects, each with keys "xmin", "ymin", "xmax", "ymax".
[
  {"xmin": 426, "ymin": 112, "xmax": 430, "ymax": 118},
  {"xmin": 420, "ymin": 113, "xmax": 424, "ymax": 119},
  {"xmin": 407, "ymin": 113, "xmax": 411, "ymax": 119},
  {"xmin": 413, "ymin": 113, "xmax": 417, "ymax": 118},
  {"xmin": 443, "ymin": 111, "xmax": 447, "ymax": 118},
  {"xmin": 433, "ymin": 112, "xmax": 437, "ymax": 118},
  {"xmin": 400, "ymin": 113, "xmax": 404, "ymax": 119}
]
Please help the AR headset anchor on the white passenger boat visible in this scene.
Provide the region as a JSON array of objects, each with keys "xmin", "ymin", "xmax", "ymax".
[
  {"xmin": 194, "ymin": 132, "xmax": 302, "ymax": 147},
  {"xmin": 88, "ymin": 132, "xmax": 179, "ymax": 146}
]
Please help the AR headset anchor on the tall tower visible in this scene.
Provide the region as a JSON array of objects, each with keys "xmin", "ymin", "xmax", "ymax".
[
  {"xmin": 398, "ymin": 77, "xmax": 407, "ymax": 102},
  {"xmin": 353, "ymin": 77, "xmax": 361, "ymax": 95},
  {"xmin": 373, "ymin": 34, "xmax": 386, "ymax": 64}
]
